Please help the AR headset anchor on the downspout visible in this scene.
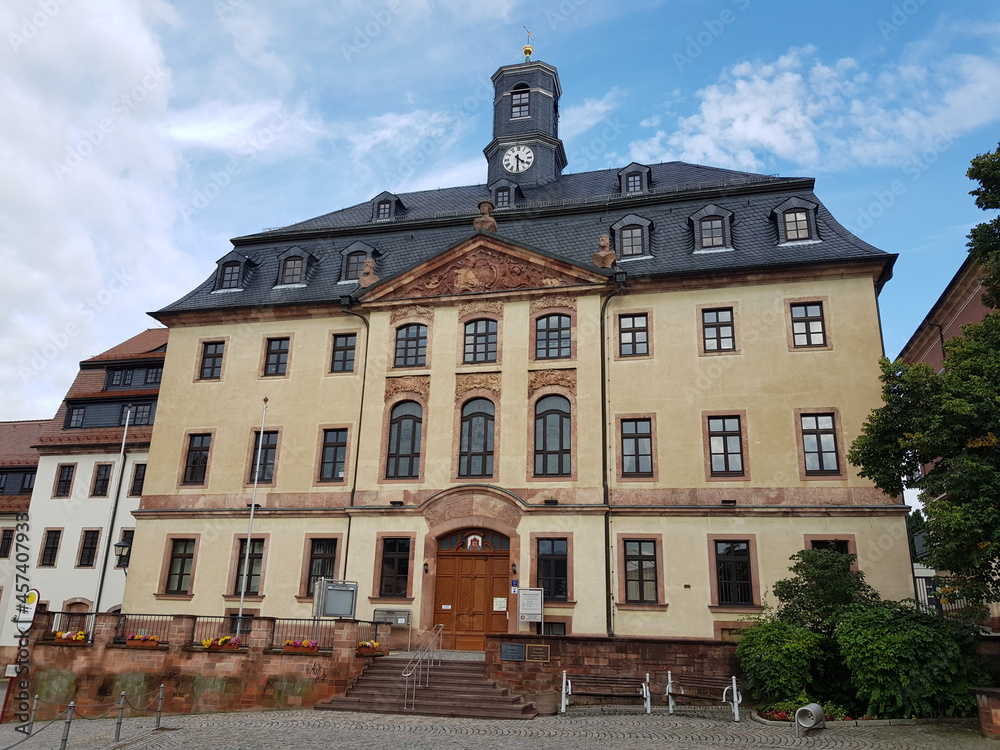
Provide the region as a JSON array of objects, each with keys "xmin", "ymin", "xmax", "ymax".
[
  {"xmin": 599, "ymin": 267, "xmax": 626, "ymax": 637},
  {"xmin": 93, "ymin": 404, "xmax": 131, "ymax": 621},
  {"xmin": 340, "ymin": 298, "xmax": 371, "ymax": 579}
]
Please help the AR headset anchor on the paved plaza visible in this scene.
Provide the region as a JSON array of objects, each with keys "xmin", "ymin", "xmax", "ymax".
[{"xmin": 0, "ymin": 707, "xmax": 991, "ymax": 750}]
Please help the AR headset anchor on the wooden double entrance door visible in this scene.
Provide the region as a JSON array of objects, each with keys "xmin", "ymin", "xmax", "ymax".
[{"xmin": 433, "ymin": 530, "xmax": 510, "ymax": 651}]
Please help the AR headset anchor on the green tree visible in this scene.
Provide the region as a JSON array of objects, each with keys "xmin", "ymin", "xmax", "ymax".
[{"xmin": 848, "ymin": 143, "xmax": 1000, "ymax": 604}]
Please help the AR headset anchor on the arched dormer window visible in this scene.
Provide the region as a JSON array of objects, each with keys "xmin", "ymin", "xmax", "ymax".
[
  {"xmin": 370, "ymin": 192, "xmax": 405, "ymax": 223},
  {"xmin": 281, "ymin": 256, "xmax": 303, "ymax": 285},
  {"xmin": 618, "ymin": 163, "xmax": 651, "ymax": 194},
  {"xmin": 772, "ymin": 196, "xmax": 819, "ymax": 244},
  {"xmin": 610, "ymin": 214, "xmax": 653, "ymax": 259},
  {"xmin": 689, "ymin": 204, "xmax": 735, "ymax": 253},
  {"xmin": 339, "ymin": 240, "xmax": 378, "ymax": 283},
  {"xmin": 511, "ymin": 84, "xmax": 530, "ymax": 118},
  {"xmin": 213, "ymin": 251, "xmax": 255, "ymax": 292}
]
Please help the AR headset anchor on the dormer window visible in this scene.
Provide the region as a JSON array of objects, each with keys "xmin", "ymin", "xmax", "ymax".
[
  {"xmin": 625, "ymin": 172, "xmax": 642, "ymax": 193},
  {"xmin": 511, "ymin": 84, "xmax": 529, "ymax": 118},
  {"xmin": 784, "ymin": 209, "xmax": 811, "ymax": 240},
  {"xmin": 700, "ymin": 217, "xmax": 726, "ymax": 248},
  {"xmin": 220, "ymin": 262, "xmax": 241, "ymax": 289},
  {"xmin": 345, "ymin": 252, "xmax": 367, "ymax": 281},
  {"xmin": 376, "ymin": 201, "xmax": 391, "ymax": 221},
  {"xmin": 495, "ymin": 188, "xmax": 510, "ymax": 209},
  {"xmin": 618, "ymin": 163, "xmax": 651, "ymax": 194},
  {"xmin": 620, "ymin": 226, "xmax": 643, "ymax": 257},
  {"xmin": 281, "ymin": 256, "xmax": 304, "ymax": 285}
]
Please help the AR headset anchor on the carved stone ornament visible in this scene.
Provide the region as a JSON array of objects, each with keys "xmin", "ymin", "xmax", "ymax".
[
  {"xmin": 458, "ymin": 301, "xmax": 504, "ymax": 319},
  {"xmin": 530, "ymin": 294, "xmax": 577, "ymax": 313},
  {"xmin": 390, "ymin": 305, "xmax": 434, "ymax": 324},
  {"xmin": 593, "ymin": 234, "xmax": 616, "ymax": 269},
  {"xmin": 385, "ymin": 375, "xmax": 430, "ymax": 400},
  {"xmin": 402, "ymin": 248, "xmax": 565, "ymax": 298},
  {"xmin": 472, "ymin": 201, "xmax": 498, "ymax": 233},
  {"xmin": 528, "ymin": 369, "xmax": 577, "ymax": 395},
  {"xmin": 456, "ymin": 373, "xmax": 501, "ymax": 397},
  {"xmin": 357, "ymin": 256, "xmax": 380, "ymax": 288}
]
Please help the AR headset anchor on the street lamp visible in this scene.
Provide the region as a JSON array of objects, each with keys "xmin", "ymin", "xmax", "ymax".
[{"xmin": 113, "ymin": 539, "xmax": 132, "ymax": 574}]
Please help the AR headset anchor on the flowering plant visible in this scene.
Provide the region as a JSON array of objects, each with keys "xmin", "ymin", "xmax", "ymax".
[
  {"xmin": 53, "ymin": 630, "xmax": 87, "ymax": 641},
  {"xmin": 127, "ymin": 634, "xmax": 159, "ymax": 642},
  {"xmin": 202, "ymin": 635, "xmax": 241, "ymax": 648},
  {"xmin": 284, "ymin": 639, "xmax": 318, "ymax": 648},
  {"xmin": 357, "ymin": 640, "xmax": 379, "ymax": 649}
]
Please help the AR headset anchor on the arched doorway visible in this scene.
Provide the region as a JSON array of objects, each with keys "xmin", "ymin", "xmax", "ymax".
[{"xmin": 433, "ymin": 530, "xmax": 510, "ymax": 650}]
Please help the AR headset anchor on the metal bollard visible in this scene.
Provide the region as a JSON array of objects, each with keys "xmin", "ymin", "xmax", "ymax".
[
  {"xmin": 155, "ymin": 683, "xmax": 165, "ymax": 728},
  {"xmin": 794, "ymin": 702, "xmax": 826, "ymax": 737},
  {"xmin": 59, "ymin": 702, "xmax": 74, "ymax": 750},
  {"xmin": 115, "ymin": 692, "xmax": 126, "ymax": 743}
]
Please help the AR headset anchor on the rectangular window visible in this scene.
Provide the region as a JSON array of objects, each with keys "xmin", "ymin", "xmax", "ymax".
[
  {"xmin": 116, "ymin": 529, "xmax": 133, "ymax": 568},
  {"xmin": 282, "ymin": 257, "xmax": 304, "ymax": 285},
  {"xmin": 0, "ymin": 474, "xmax": 5, "ymax": 494},
  {"xmin": 183, "ymin": 434, "xmax": 211, "ymax": 485},
  {"xmin": 621, "ymin": 419, "xmax": 653, "ymax": 476},
  {"xmin": 715, "ymin": 540, "xmax": 752, "ymax": 605},
  {"xmin": 319, "ymin": 429, "xmax": 348, "ymax": 482},
  {"xmin": 811, "ymin": 539, "xmax": 849, "ymax": 554},
  {"xmin": 624, "ymin": 540, "xmax": 657, "ymax": 603},
  {"xmin": 379, "ymin": 538, "xmax": 411, "ymax": 597},
  {"xmin": 376, "ymin": 201, "xmax": 391, "ymax": 220},
  {"xmin": 463, "ymin": 319, "xmax": 498, "ymax": 364},
  {"xmin": 394, "ymin": 324, "xmax": 427, "ymax": 368},
  {"xmin": 495, "ymin": 188, "xmax": 510, "ymax": 209},
  {"xmin": 0, "ymin": 529, "xmax": 13, "ymax": 558},
  {"xmin": 790, "ymin": 303, "xmax": 826, "ymax": 347},
  {"xmin": 537, "ymin": 538, "xmax": 567, "ymax": 600},
  {"xmin": 54, "ymin": 465, "xmax": 75, "ymax": 497},
  {"xmin": 129, "ymin": 463, "xmax": 147, "ymax": 496},
  {"xmin": 233, "ymin": 538, "xmax": 264, "ymax": 596},
  {"xmin": 91, "ymin": 464, "xmax": 113, "ymax": 497},
  {"xmin": 331, "ymin": 334, "xmax": 357, "ymax": 372},
  {"xmin": 626, "ymin": 173, "xmax": 642, "ymax": 192},
  {"xmin": 702, "ymin": 308, "xmax": 735, "ymax": 352},
  {"xmin": 307, "ymin": 539, "xmax": 338, "ymax": 596},
  {"xmin": 620, "ymin": 226, "xmax": 644, "ymax": 257},
  {"xmin": 511, "ymin": 88, "xmax": 529, "ymax": 118},
  {"xmin": 107, "ymin": 369, "xmax": 134, "ymax": 388},
  {"xmin": 700, "ymin": 217, "xmax": 725, "ymax": 248},
  {"xmin": 144, "ymin": 367, "xmax": 163, "ymax": 385},
  {"xmin": 200, "ymin": 342, "xmax": 225, "ymax": 380},
  {"xmin": 77, "ymin": 530, "xmax": 100, "ymax": 567},
  {"xmin": 67, "ymin": 407, "xmax": 85, "ymax": 428},
  {"xmin": 618, "ymin": 314, "xmax": 648, "ymax": 356},
  {"xmin": 801, "ymin": 413, "xmax": 839, "ymax": 474},
  {"xmin": 708, "ymin": 416, "xmax": 744, "ymax": 476},
  {"xmin": 784, "ymin": 209, "xmax": 811, "ymax": 240},
  {"xmin": 123, "ymin": 403, "xmax": 153, "ymax": 426},
  {"xmin": 40, "ymin": 530, "xmax": 61, "ymax": 567},
  {"xmin": 263, "ymin": 337, "xmax": 290, "ymax": 376},
  {"xmin": 250, "ymin": 431, "xmax": 278, "ymax": 483},
  {"xmin": 535, "ymin": 314, "xmax": 571, "ymax": 360},
  {"xmin": 21, "ymin": 472, "xmax": 34, "ymax": 492},
  {"xmin": 165, "ymin": 539, "xmax": 195, "ymax": 594}
]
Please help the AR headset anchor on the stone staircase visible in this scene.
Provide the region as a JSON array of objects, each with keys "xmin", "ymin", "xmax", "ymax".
[{"xmin": 316, "ymin": 656, "xmax": 538, "ymax": 720}]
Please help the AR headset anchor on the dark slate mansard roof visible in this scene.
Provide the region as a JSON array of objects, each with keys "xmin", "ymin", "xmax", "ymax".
[{"xmin": 156, "ymin": 161, "xmax": 894, "ymax": 316}]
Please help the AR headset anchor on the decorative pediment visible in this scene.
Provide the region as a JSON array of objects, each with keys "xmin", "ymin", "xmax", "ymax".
[{"xmin": 361, "ymin": 235, "xmax": 609, "ymax": 303}]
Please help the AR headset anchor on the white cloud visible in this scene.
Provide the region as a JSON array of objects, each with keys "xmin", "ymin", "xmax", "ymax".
[
  {"xmin": 629, "ymin": 38, "xmax": 1000, "ymax": 172},
  {"xmin": 560, "ymin": 88, "xmax": 620, "ymax": 139}
]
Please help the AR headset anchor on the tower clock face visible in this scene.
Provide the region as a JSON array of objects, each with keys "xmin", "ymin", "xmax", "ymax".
[{"xmin": 502, "ymin": 145, "xmax": 534, "ymax": 173}]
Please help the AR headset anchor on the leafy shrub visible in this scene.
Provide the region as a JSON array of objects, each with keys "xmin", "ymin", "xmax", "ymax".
[
  {"xmin": 735, "ymin": 619, "xmax": 825, "ymax": 704},
  {"xmin": 773, "ymin": 549, "xmax": 878, "ymax": 636},
  {"xmin": 834, "ymin": 600, "xmax": 983, "ymax": 718}
]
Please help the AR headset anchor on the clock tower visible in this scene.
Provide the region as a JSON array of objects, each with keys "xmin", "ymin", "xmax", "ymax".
[{"xmin": 484, "ymin": 57, "xmax": 567, "ymax": 191}]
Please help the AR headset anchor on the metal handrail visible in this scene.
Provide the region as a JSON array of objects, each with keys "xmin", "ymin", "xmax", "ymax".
[{"xmin": 401, "ymin": 624, "xmax": 444, "ymax": 710}]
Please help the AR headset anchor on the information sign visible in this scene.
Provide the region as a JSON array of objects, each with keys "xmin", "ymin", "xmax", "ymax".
[
  {"xmin": 517, "ymin": 587, "xmax": 543, "ymax": 623},
  {"xmin": 500, "ymin": 643, "xmax": 526, "ymax": 661}
]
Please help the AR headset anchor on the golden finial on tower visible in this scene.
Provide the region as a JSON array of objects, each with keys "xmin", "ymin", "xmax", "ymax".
[{"xmin": 522, "ymin": 26, "xmax": 534, "ymax": 62}]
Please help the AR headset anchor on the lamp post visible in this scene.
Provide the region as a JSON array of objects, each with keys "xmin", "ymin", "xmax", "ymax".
[
  {"xmin": 113, "ymin": 540, "xmax": 132, "ymax": 575},
  {"xmin": 237, "ymin": 397, "xmax": 268, "ymax": 634}
]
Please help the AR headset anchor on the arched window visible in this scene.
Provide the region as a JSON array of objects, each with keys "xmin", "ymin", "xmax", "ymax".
[
  {"xmin": 534, "ymin": 395, "xmax": 571, "ymax": 476},
  {"xmin": 220, "ymin": 261, "xmax": 241, "ymax": 289},
  {"xmin": 281, "ymin": 256, "xmax": 303, "ymax": 285},
  {"xmin": 463, "ymin": 319, "xmax": 498, "ymax": 364},
  {"xmin": 345, "ymin": 252, "xmax": 367, "ymax": 281},
  {"xmin": 394, "ymin": 324, "xmax": 428, "ymax": 367},
  {"xmin": 511, "ymin": 84, "xmax": 530, "ymax": 118},
  {"xmin": 459, "ymin": 398, "xmax": 495, "ymax": 477},
  {"xmin": 386, "ymin": 401, "xmax": 422, "ymax": 479},
  {"xmin": 535, "ymin": 314, "xmax": 571, "ymax": 359},
  {"xmin": 620, "ymin": 225, "xmax": 644, "ymax": 257}
]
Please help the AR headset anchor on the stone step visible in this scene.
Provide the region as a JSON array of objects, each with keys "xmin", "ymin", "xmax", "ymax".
[{"xmin": 317, "ymin": 695, "xmax": 538, "ymax": 720}]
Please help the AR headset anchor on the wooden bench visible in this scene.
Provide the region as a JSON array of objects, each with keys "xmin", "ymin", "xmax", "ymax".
[
  {"xmin": 560, "ymin": 671, "xmax": 651, "ymax": 714},
  {"xmin": 666, "ymin": 671, "xmax": 742, "ymax": 722}
]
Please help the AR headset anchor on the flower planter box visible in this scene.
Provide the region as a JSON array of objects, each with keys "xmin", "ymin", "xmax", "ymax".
[
  {"xmin": 52, "ymin": 639, "xmax": 88, "ymax": 646},
  {"xmin": 126, "ymin": 640, "xmax": 162, "ymax": 648},
  {"xmin": 205, "ymin": 644, "xmax": 240, "ymax": 651},
  {"xmin": 356, "ymin": 648, "xmax": 388, "ymax": 657},
  {"xmin": 283, "ymin": 646, "xmax": 320, "ymax": 654}
]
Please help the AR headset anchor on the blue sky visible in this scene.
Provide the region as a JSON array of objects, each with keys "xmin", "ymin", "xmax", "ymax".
[{"xmin": 1, "ymin": 0, "xmax": 999, "ymax": 420}]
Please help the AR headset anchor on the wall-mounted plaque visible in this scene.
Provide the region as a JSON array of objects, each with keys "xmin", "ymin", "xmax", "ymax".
[
  {"xmin": 500, "ymin": 643, "xmax": 526, "ymax": 662},
  {"xmin": 526, "ymin": 644, "xmax": 550, "ymax": 662}
]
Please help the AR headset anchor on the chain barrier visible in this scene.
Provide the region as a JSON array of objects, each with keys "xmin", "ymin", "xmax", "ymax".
[{"xmin": 0, "ymin": 713, "xmax": 61, "ymax": 750}]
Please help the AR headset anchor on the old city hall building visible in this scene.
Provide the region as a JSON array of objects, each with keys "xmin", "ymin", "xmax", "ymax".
[{"xmin": 123, "ymin": 56, "xmax": 913, "ymax": 650}]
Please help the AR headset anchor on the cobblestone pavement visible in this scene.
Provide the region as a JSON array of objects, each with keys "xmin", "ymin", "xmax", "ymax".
[{"xmin": 0, "ymin": 707, "xmax": 989, "ymax": 750}]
